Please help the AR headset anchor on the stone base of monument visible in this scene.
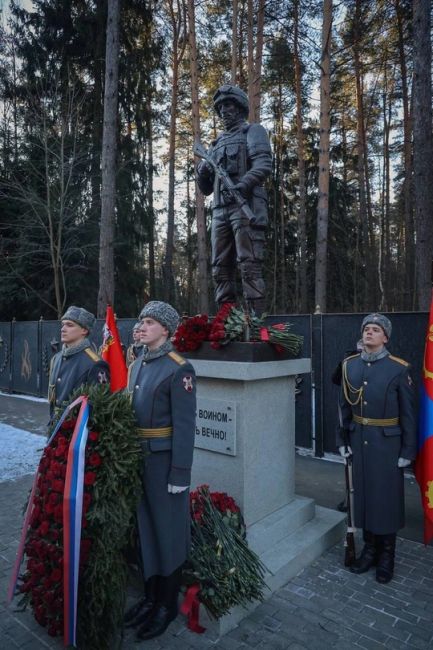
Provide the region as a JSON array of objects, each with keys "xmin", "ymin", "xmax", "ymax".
[{"xmin": 185, "ymin": 357, "xmax": 346, "ymax": 639}]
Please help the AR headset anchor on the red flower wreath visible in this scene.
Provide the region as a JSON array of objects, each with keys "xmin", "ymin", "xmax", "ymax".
[{"xmin": 19, "ymin": 420, "xmax": 102, "ymax": 636}]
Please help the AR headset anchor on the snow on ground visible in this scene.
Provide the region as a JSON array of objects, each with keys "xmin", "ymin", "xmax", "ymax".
[
  {"xmin": 0, "ymin": 424, "xmax": 43, "ymax": 482},
  {"xmin": 0, "ymin": 391, "xmax": 48, "ymax": 403}
]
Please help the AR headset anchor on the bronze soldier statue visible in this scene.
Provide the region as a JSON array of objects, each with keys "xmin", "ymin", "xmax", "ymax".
[
  {"xmin": 337, "ymin": 313, "xmax": 416, "ymax": 584},
  {"xmin": 196, "ymin": 84, "xmax": 272, "ymax": 315}
]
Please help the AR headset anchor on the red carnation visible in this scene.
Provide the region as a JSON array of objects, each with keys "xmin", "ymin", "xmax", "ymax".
[
  {"xmin": 54, "ymin": 504, "xmax": 63, "ymax": 523},
  {"xmin": 88, "ymin": 452, "xmax": 102, "ymax": 467},
  {"xmin": 88, "ymin": 430, "xmax": 100, "ymax": 442},
  {"xmin": 38, "ymin": 520, "xmax": 50, "ymax": 536},
  {"xmin": 50, "ymin": 568, "xmax": 62, "ymax": 583},
  {"xmin": 51, "ymin": 479, "xmax": 65, "ymax": 493},
  {"xmin": 84, "ymin": 471, "xmax": 97, "ymax": 486},
  {"xmin": 48, "ymin": 492, "xmax": 60, "ymax": 505}
]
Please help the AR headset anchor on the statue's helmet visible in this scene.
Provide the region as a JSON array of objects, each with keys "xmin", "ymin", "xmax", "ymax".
[{"xmin": 213, "ymin": 84, "xmax": 249, "ymax": 117}]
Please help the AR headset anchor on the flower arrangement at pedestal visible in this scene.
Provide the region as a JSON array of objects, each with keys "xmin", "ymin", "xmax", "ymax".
[
  {"xmin": 12, "ymin": 385, "xmax": 141, "ymax": 650},
  {"xmin": 172, "ymin": 314, "xmax": 212, "ymax": 352},
  {"xmin": 181, "ymin": 485, "xmax": 266, "ymax": 629},
  {"xmin": 173, "ymin": 303, "xmax": 303, "ymax": 356}
]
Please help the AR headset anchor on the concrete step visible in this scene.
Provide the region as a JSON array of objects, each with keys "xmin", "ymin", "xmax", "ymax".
[
  {"xmin": 201, "ymin": 503, "xmax": 346, "ymax": 638},
  {"xmin": 259, "ymin": 504, "xmax": 346, "ymax": 592},
  {"xmin": 247, "ymin": 495, "xmax": 316, "ymax": 555}
]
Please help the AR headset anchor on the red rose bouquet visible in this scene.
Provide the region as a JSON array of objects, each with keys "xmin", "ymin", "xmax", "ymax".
[
  {"xmin": 174, "ymin": 304, "xmax": 303, "ymax": 355},
  {"xmin": 172, "ymin": 314, "xmax": 211, "ymax": 352}
]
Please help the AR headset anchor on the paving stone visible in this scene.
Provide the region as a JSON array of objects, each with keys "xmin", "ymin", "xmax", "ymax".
[
  {"xmin": 355, "ymin": 636, "xmax": 388, "ymax": 650},
  {"xmin": 351, "ymin": 622, "xmax": 390, "ymax": 645},
  {"xmin": 2, "ymin": 426, "xmax": 433, "ymax": 650},
  {"xmin": 406, "ymin": 633, "xmax": 433, "ymax": 649}
]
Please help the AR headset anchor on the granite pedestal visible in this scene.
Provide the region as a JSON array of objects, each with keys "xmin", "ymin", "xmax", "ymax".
[{"xmin": 188, "ymin": 357, "xmax": 346, "ymax": 637}]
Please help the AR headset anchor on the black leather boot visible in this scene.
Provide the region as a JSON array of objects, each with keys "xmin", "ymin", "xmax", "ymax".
[
  {"xmin": 136, "ymin": 568, "xmax": 181, "ymax": 640},
  {"xmin": 376, "ymin": 534, "xmax": 396, "ymax": 584},
  {"xmin": 350, "ymin": 530, "xmax": 378, "ymax": 574},
  {"xmin": 124, "ymin": 575, "xmax": 158, "ymax": 629}
]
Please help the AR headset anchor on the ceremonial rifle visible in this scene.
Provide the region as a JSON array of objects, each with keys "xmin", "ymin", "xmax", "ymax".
[
  {"xmin": 193, "ymin": 141, "xmax": 256, "ymax": 223},
  {"xmin": 344, "ymin": 452, "xmax": 356, "ymax": 567}
]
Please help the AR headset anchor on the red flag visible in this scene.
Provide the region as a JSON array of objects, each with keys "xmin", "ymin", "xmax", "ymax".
[
  {"xmin": 101, "ymin": 305, "xmax": 127, "ymax": 392},
  {"xmin": 414, "ymin": 291, "xmax": 433, "ymax": 545}
]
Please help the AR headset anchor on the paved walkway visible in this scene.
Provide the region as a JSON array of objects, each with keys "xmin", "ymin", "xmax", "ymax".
[{"xmin": 1, "ymin": 394, "xmax": 433, "ymax": 649}]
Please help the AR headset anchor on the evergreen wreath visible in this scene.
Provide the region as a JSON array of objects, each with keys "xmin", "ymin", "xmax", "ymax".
[{"xmin": 17, "ymin": 384, "xmax": 141, "ymax": 650}]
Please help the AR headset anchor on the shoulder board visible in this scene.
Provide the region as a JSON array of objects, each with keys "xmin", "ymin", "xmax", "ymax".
[
  {"xmin": 85, "ymin": 348, "xmax": 101, "ymax": 363},
  {"xmin": 344, "ymin": 353, "xmax": 361, "ymax": 363},
  {"xmin": 168, "ymin": 351, "xmax": 187, "ymax": 365},
  {"xmin": 388, "ymin": 354, "xmax": 409, "ymax": 367}
]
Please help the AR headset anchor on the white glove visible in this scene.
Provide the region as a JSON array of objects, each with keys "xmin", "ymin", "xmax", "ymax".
[
  {"xmin": 168, "ymin": 484, "xmax": 189, "ymax": 494},
  {"xmin": 398, "ymin": 457, "xmax": 411, "ymax": 468},
  {"xmin": 339, "ymin": 445, "xmax": 352, "ymax": 458}
]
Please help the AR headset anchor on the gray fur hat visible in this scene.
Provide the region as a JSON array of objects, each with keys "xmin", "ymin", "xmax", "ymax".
[
  {"xmin": 133, "ymin": 322, "xmax": 141, "ymax": 331},
  {"xmin": 61, "ymin": 306, "xmax": 96, "ymax": 332},
  {"xmin": 139, "ymin": 301, "xmax": 180, "ymax": 336},
  {"xmin": 361, "ymin": 313, "xmax": 392, "ymax": 339}
]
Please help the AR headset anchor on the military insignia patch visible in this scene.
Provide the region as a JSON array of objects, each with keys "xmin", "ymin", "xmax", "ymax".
[
  {"xmin": 182, "ymin": 375, "xmax": 193, "ymax": 392},
  {"xmin": 98, "ymin": 371, "xmax": 108, "ymax": 384}
]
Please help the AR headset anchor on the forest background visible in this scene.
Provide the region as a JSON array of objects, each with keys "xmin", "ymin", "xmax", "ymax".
[{"xmin": 0, "ymin": 0, "xmax": 432, "ymax": 321}]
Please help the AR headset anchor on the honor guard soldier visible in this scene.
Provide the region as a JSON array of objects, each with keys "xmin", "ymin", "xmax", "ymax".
[
  {"xmin": 196, "ymin": 84, "xmax": 272, "ymax": 315},
  {"xmin": 124, "ymin": 301, "xmax": 196, "ymax": 641},
  {"xmin": 126, "ymin": 322, "xmax": 143, "ymax": 367},
  {"xmin": 48, "ymin": 306, "xmax": 109, "ymax": 420},
  {"xmin": 337, "ymin": 313, "xmax": 416, "ymax": 583}
]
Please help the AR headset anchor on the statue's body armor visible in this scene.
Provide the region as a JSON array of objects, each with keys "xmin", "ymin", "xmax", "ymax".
[{"xmin": 197, "ymin": 120, "xmax": 272, "ymax": 311}]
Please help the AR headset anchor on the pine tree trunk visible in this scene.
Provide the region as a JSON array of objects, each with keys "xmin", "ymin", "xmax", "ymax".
[
  {"xmin": 413, "ymin": 0, "xmax": 433, "ymax": 309},
  {"xmin": 163, "ymin": 0, "xmax": 187, "ymax": 304},
  {"xmin": 247, "ymin": 0, "xmax": 254, "ymax": 121},
  {"xmin": 187, "ymin": 0, "xmax": 209, "ymax": 313},
  {"xmin": 231, "ymin": 0, "xmax": 238, "ymax": 83},
  {"xmin": 98, "ymin": 0, "xmax": 120, "ymax": 316},
  {"xmin": 315, "ymin": 0, "xmax": 332, "ymax": 314},
  {"xmin": 396, "ymin": 0, "xmax": 414, "ymax": 308},
  {"xmin": 293, "ymin": 0, "xmax": 308, "ymax": 313},
  {"xmin": 252, "ymin": 0, "xmax": 265, "ymax": 122},
  {"xmin": 146, "ymin": 87, "xmax": 156, "ymax": 297}
]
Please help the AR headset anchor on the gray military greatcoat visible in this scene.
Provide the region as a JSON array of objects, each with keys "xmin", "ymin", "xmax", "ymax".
[
  {"xmin": 128, "ymin": 350, "xmax": 196, "ymax": 579},
  {"xmin": 48, "ymin": 345, "xmax": 109, "ymax": 418},
  {"xmin": 337, "ymin": 353, "xmax": 417, "ymax": 534}
]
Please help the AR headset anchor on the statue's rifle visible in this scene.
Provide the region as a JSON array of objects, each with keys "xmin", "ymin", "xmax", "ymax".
[
  {"xmin": 344, "ymin": 451, "xmax": 356, "ymax": 567},
  {"xmin": 193, "ymin": 141, "xmax": 256, "ymax": 223}
]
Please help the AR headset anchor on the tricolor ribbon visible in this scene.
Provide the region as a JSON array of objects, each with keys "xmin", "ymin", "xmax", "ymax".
[
  {"xmin": 63, "ymin": 397, "xmax": 90, "ymax": 647},
  {"xmin": 7, "ymin": 395, "xmax": 90, "ymax": 649},
  {"xmin": 180, "ymin": 583, "xmax": 206, "ymax": 634},
  {"xmin": 7, "ymin": 395, "xmax": 86, "ymax": 607}
]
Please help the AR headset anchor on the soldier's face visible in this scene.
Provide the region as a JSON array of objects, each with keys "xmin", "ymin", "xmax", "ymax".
[
  {"xmin": 219, "ymin": 100, "xmax": 242, "ymax": 129},
  {"xmin": 61, "ymin": 320, "xmax": 88, "ymax": 346},
  {"xmin": 139, "ymin": 318, "xmax": 169, "ymax": 351},
  {"xmin": 362, "ymin": 324, "xmax": 388, "ymax": 353},
  {"xmin": 132, "ymin": 328, "xmax": 141, "ymax": 343}
]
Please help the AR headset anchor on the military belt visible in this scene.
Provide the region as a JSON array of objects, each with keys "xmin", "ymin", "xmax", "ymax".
[
  {"xmin": 353, "ymin": 415, "xmax": 399, "ymax": 427},
  {"xmin": 136, "ymin": 426, "xmax": 173, "ymax": 438}
]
